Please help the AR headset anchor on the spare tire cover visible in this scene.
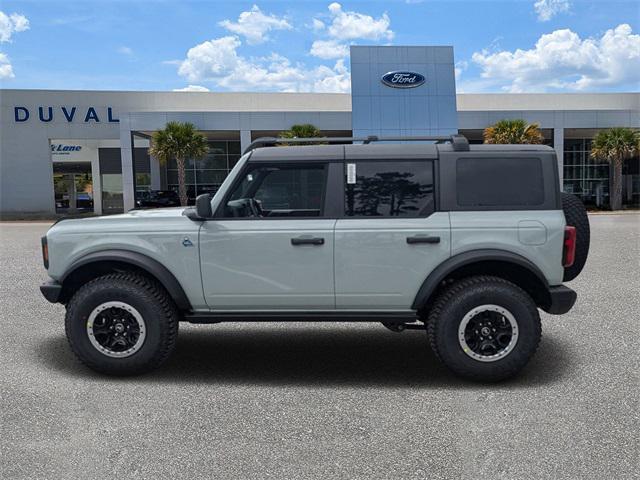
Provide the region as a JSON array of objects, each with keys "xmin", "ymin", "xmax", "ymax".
[{"xmin": 561, "ymin": 192, "xmax": 590, "ymax": 282}]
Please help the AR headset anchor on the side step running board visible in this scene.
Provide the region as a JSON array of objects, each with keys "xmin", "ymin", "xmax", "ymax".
[{"xmin": 184, "ymin": 311, "xmax": 418, "ymax": 324}]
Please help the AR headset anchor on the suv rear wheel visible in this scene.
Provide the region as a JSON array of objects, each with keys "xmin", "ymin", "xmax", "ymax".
[
  {"xmin": 427, "ymin": 276, "xmax": 541, "ymax": 382},
  {"xmin": 65, "ymin": 272, "xmax": 178, "ymax": 375}
]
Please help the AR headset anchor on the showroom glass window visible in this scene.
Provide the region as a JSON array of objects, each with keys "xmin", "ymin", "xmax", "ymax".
[
  {"xmin": 563, "ymin": 138, "xmax": 610, "ymax": 208},
  {"xmin": 345, "ymin": 161, "xmax": 435, "ymax": 217},
  {"xmin": 166, "ymin": 140, "xmax": 241, "ymax": 202},
  {"xmin": 564, "ymin": 137, "xmax": 639, "ymax": 208}
]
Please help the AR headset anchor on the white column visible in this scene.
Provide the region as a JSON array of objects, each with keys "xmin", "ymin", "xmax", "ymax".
[
  {"xmin": 91, "ymin": 150, "xmax": 103, "ymax": 215},
  {"xmin": 120, "ymin": 114, "xmax": 136, "ymax": 212},
  {"xmin": 554, "ymin": 127, "xmax": 564, "ymax": 191},
  {"xmin": 240, "ymin": 130, "xmax": 252, "ymax": 154},
  {"xmin": 120, "ymin": 116, "xmax": 136, "ymax": 212}
]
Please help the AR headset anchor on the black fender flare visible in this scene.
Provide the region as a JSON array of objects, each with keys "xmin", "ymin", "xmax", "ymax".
[
  {"xmin": 411, "ymin": 249, "xmax": 550, "ymax": 311},
  {"xmin": 61, "ymin": 249, "xmax": 192, "ymax": 311}
]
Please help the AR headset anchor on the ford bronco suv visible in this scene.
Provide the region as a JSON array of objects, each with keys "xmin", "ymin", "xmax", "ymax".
[{"xmin": 40, "ymin": 135, "xmax": 590, "ymax": 381}]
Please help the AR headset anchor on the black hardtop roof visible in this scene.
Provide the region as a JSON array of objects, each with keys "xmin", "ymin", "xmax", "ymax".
[
  {"xmin": 467, "ymin": 144, "xmax": 555, "ymax": 152},
  {"xmin": 247, "ymin": 141, "xmax": 554, "ymax": 162}
]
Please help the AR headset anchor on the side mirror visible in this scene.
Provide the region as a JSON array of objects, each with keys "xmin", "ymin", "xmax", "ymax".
[
  {"xmin": 195, "ymin": 193, "xmax": 213, "ymax": 218},
  {"xmin": 186, "ymin": 193, "xmax": 212, "ymax": 220}
]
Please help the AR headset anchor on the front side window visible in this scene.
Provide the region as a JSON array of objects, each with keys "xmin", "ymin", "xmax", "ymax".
[
  {"xmin": 223, "ymin": 164, "xmax": 326, "ymax": 218},
  {"xmin": 345, "ymin": 160, "xmax": 435, "ymax": 217}
]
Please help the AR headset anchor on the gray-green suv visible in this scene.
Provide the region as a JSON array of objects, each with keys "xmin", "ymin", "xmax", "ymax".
[{"xmin": 40, "ymin": 135, "xmax": 590, "ymax": 381}]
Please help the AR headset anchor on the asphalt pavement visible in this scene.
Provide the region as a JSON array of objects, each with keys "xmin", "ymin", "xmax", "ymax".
[{"xmin": 1, "ymin": 214, "xmax": 638, "ymax": 479}]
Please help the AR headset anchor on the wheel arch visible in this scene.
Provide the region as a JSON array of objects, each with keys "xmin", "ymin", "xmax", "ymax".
[
  {"xmin": 412, "ymin": 249, "xmax": 552, "ymax": 313},
  {"xmin": 59, "ymin": 250, "xmax": 192, "ymax": 311}
]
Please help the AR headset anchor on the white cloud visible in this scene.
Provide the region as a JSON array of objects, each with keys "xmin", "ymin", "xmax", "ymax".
[
  {"xmin": 311, "ymin": 18, "xmax": 325, "ymax": 32},
  {"xmin": 0, "ymin": 12, "xmax": 27, "ymax": 79},
  {"xmin": 0, "ymin": 11, "xmax": 29, "ymax": 43},
  {"xmin": 219, "ymin": 5, "xmax": 291, "ymax": 45},
  {"xmin": 173, "ymin": 85, "xmax": 210, "ymax": 92},
  {"xmin": 308, "ymin": 3, "xmax": 394, "ymax": 60},
  {"xmin": 177, "ymin": 35, "xmax": 350, "ymax": 93},
  {"xmin": 471, "ymin": 24, "xmax": 640, "ymax": 92},
  {"xmin": 534, "ymin": 0, "xmax": 570, "ymax": 21},
  {"xmin": 310, "ymin": 39, "xmax": 349, "ymax": 60},
  {"xmin": 324, "ymin": 3, "xmax": 393, "ymax": 41},
  {"xmin": 117, "ymin": 46, "xmax": 133, "ymax": 56},
  {"xmin": 454, "ymin": 60, "xmax": 468, "ymax": 80},
  {"xmin": 177, "ymin": 4, "xmax": 397, "ymax": 92},
  {"xmin": 311, "ymin": 58, "xmax": 351, "ymax": 93},
  {"xmin": 178, "ymin": 36, "xmax": 242, "ymax": 82},
  {"xmin": 0, "ymin": 52, "xmax": 14, "ymax": 79}
]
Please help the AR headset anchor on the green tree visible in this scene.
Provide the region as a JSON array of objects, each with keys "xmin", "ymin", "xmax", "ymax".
[
  {"xmin": 278, "ymin": 124, "xmax": 325, "ymax": 145},
  {"xmin": 148, "ymin": 122, "xmax": 209, "ymax": 206},
  {"xmin": 483, "ymin": 119, "xmax": 544, "ymax": 144},
  {"xmin": 590, "ymin": 127, "xmax": 640, "ymax": 210}
]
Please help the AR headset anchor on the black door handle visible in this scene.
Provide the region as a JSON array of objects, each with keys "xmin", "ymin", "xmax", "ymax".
[
  {"xmin": 291, "ymin": 237, "xmax": 325, "ymax": 246},
  {"xmin": 406, "ymin": 235, "xmax": 440, "ymax": 244}
]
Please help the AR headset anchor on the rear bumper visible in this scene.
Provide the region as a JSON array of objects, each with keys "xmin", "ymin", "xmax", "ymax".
[
  {"xmin": 543, "ymin": 285, "xmax": 577, "ymax": 315},
  {"xmin": 40, "ymin": 280, "xmax": 62, "ymax": 303}
]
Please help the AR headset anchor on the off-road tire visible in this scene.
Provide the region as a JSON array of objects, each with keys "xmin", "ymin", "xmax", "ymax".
[
  {"xmin": 561, "ymin": 192, "xmax": 590, "ymax": 282},
  {"xmin": 427, "ymin": 276, "xmax": 541, "ymax": 382},
  {"xmin": 65, "ymin": 272, "xmax": 178, "ymax": 375}
]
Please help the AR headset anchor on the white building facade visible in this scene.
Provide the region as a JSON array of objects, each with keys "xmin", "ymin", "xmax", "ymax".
[{"xmin": 1, "ymin": 46, "xmax": 638, "ymax": 216}]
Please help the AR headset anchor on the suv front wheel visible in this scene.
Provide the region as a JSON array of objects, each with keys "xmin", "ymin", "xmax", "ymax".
[
  {"xmin": 427, "ymin": 276, "xmax": 541, "ymax": 382},
  {"xmin": 65, "ymin": 272, "xmax": 179, "ymax": 375}
]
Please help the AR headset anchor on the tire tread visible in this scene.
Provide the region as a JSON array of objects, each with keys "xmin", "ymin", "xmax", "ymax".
[
  {"xmin": 65, "ymin": 272, "xmax": 178, "ymax": 375},
  {"xmin": 427, "ymin": 275, "xmax": 541, "ymax": 381}
]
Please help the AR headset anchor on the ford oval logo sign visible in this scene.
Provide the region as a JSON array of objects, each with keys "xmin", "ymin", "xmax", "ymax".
[{"xmin": 381, "ymin": 71, "xmax": 425, "ymax": 89}]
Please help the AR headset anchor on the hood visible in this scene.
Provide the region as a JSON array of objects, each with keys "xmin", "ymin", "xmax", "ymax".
[
  {"xmin": 107, "ymin": 207, "xmax": 188, "ymax": 219},
  {"xmin": 48, "ymin": 207, "xmax": 192, "ymax": 235}
]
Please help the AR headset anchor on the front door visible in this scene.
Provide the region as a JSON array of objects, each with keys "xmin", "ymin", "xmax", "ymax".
[
  {"xmin": 52, "ymin": 162, "xmax": 94, "ymax": 214},
  {"xmin": 200, "ymin": 162, "xmax": 335, "ymax": 310},
  {"xmin": 334, "ymin": 158, "xmax": 451, "ymax": 310}
]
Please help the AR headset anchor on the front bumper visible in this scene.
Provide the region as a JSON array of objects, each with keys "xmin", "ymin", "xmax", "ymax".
[
  {"xmin": 40, "ymin": 280, "xmax": 62, "ymax": 303},
  {"xmin": 543, "ymin": 285, "xmax": 577, "ymax": 315}
]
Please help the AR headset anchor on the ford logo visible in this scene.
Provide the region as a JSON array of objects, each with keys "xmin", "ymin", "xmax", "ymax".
[{"xmin": 381, "ymin": 71, "xmax": 425, "ymax": 89}]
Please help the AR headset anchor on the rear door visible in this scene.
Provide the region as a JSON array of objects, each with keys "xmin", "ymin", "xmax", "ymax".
[{"xmin": 334, "ymin": 151, "xmax": 451, "ymax": 310}]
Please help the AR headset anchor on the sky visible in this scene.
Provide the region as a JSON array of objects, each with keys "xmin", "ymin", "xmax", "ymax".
[{"xmin": 0, "ymin": 0, "xmax": 638, "ymax": 93}]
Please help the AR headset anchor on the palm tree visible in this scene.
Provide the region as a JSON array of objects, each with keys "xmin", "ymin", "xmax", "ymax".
[
  {"xmin": 280, "ymin": 123, "xmax": 322, "ymax": 139},
  {"xmin": 278, "ymin": 124, "xmax": 326, "ymax": 145},
  {"xmin": 483, "ymin": 119, "xmax": 544, "ymax": 144},
  {"xmin": 148, "ymin": 122, "xmax": 209, "ymax": 206},
  {"xmin": 590, "ymin": 127, "xmax": 640, "ymax": 210}
]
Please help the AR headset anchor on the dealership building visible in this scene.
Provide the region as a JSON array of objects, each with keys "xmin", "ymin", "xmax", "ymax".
[{"xmin": 1, "ymin": 46, "xmax": 638, "ymax": 216}]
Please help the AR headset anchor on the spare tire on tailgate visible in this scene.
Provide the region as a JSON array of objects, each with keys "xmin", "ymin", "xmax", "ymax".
[{"xmin": 561, "ymin": 192, "xmax": 590, "ymax": 282}]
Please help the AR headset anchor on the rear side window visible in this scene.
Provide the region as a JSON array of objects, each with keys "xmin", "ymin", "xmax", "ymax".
[
  {"xmin": 456, "ymin": 157, "xmax": 544, "ymax": 207},
  {"xmin": 345, "ymin": 160, "xmax": 435, "ymax": 217}
]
